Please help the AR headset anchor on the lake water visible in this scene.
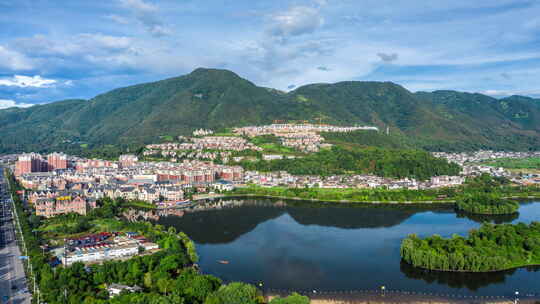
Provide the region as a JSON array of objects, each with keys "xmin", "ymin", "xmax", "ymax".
[{"xmin": 157, "ymin": 199, "xmax": 540, "ymax": 297}]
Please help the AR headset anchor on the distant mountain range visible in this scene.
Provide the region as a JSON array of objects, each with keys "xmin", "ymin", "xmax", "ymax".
[{"xmin": 0, "ymin": 68, "xmax": 539, "ymax": 153}]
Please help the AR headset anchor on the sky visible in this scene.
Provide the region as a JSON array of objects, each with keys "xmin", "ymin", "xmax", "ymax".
[{"xmin": 1, "ymin": 0, "xmax": 540, "ymax": 109}]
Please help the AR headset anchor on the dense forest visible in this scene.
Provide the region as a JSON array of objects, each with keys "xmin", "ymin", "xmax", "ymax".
[
  {"xmin": 400, "ymin": 222, "xmax": 540, "ymax": 272},
  {"xmin": 236, "ymin": 146, "xmax": 461, "ymax": 180},
  {"xmin": 4, "ymin": 170, "xmax": 308, "ymax": 304},
  {"xmin": 321, "ymin": 130, "xmax": 415, "ymax": 150},
  {"xmin": 455, "ymin": 194, "xmax": 520, "ymax": 215}
]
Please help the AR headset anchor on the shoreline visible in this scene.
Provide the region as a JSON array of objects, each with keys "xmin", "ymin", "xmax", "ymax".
[
  {"xmin": 265, "ymin": 291, "xmax": 540, "ymax": 304},
  {"xmin": 196, "ymin": 193, "xmax": 540, "ymax": 204},
  {"xmin": 204, "ymin": 193, "xmax": 458, "ymax": 204},
  {"xmin": 400, "ymin": 260, "xmax": 540, "ymax": 273}
]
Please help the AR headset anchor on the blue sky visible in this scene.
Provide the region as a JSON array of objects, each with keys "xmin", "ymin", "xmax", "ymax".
[{"xmin": 1, "ymin": 0, "xmax": 540, "ymax": 108}]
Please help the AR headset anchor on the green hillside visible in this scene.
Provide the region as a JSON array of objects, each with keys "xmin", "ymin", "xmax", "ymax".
[{"xmin": 0, "ymin": 68, "xmax": 539, "ymax": 153}]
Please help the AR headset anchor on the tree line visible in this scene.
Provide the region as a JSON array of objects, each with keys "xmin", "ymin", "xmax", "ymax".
[{"xmin": 236, "ymin": 146, "xmax": 461, "ymax": 180}]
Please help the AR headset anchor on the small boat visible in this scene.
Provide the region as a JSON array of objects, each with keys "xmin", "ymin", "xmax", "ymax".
[
  {"xmin": 175, "ymin": 200, "xmax": 191, "ymax": 206},
  {"xmin": 217, "ymin": 260, "xmax": 229, "ymax": 264}
]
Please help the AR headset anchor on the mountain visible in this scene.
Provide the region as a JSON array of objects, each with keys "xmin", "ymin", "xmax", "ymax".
[{"xmin": 0, "ymin": 68, "xmax": 539, "ymax": 153}]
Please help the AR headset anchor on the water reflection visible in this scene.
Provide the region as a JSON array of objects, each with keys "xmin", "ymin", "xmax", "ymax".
[
  {"xmin": 400, "ymin": 261, "xmax": 516, "ymax": 291},
  {"xmin": 157, "ymin": 198, "xmax": 455, "ymax": 243},
  {"xmin": 455, "ymin": 211, "xmax": 519, "ymax": 224},
  {"xmin": 154, "ymin": 199, "xmax": 540, "ymax": 294},
  {"xmin": 157, "ymin": 203, "xmax": 285, "ymax": 244}
]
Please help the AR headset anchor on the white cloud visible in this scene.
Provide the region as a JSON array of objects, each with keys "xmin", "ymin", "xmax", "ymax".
[
  {"xmin": 105, "ymin": 14, "xmax": 130, "ymax": 25},
  {"xmin": 119, "ymin": 0, "xmax": 157, "ymax": 12},
  {"xmin": 0, "ymin": 46, "xmax": 33, "ymax": 70},
  {"xmin": 79, "ymin": 33, "xmax": 132, "ymax": 49},
  {"xmin": 119, "ymin": 0, "xmax": 171, "ymax": 37},
  {"xmin": 0, "ymin": 99, "xmax": 35, "ymax": 109},
  {"xmin": 481, "ymin": 89, "xmax": 540, "ymax": 97},
  {"xmin": 0, "ymin": 75, "xmax": 57, "ymax": 88},
  {"xmin": 268, "ymin": 6, "xmax": 324, "ymax": 39}
]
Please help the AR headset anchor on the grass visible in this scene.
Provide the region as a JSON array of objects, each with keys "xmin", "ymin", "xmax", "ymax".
[
  {"xmin": 259, "ymin": 143, "xmax": 302, "ymax": 155},
  {"xmin": 38, "ymin": 217, "xmax": 138, "ymax": 245},
  {"xmin": 123, "ymin": 200, "xmax": 157, "ymax": 210},
  {"xmin": 212, "ymin": 132, "xmax": 238, "ymax": 137},
  {"xmin": 91, "ymin": 218, "xmax": 128, "ymax": 232},
  {"xmin": 160, "ymin": 135, "xmax": 174, "ymax": 141}
]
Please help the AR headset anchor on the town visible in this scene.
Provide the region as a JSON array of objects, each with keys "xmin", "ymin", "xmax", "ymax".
[{"xmin": 1, "ymin": 147, "xmax": 538, "ymax": 221}]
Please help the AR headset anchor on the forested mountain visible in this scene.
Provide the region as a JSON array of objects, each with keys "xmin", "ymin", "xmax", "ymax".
[{"xmin": 0, "ymin": 68, "xmax": 539, "ymax": 153}]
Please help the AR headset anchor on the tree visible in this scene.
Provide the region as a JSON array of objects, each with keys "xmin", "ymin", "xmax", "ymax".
[
  {"xmin": 205, "ymin": 282, "xmax": 263, "ymax": 304},
  {"xmin": 269, "ymin": 293, "xmax": 310, "ymax": 304}
]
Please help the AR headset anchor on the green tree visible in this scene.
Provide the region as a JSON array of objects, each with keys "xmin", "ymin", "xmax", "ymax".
[
  {"xmin": 205, "ymin": 282, "xmax": 263, "ymax": 304},
  {"xmin": 269, "ymin": 293, "xmax": 310, "ymax": 304}
]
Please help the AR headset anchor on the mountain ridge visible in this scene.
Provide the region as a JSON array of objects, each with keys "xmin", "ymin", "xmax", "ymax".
[{"xmin": 1, "ymin": 68, "xmax": 539, "ymax": 153}]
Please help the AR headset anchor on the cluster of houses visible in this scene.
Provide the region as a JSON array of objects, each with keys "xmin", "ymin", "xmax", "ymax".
[
  {"xmin": 61, "ymin": 231, "xmax": 159, "ymax": 266},
  {"xmin": 144, "ymin": 136, "xmax": 262, "ymax": 155},
  {"xmin": 145, "ymin": 149, "xmax": 233, "ymax": 163},
  {"xmin": 433, "ymin": 150, "xmax": 540, "ymax": 166},
  {"xmin": 192, "ymin": 129, "xmax": 214, "ymax": 136},
  {"xmin": 243, "ymin": 171, "xmax": 466, "ymax": 190},
  {"xmin": 11, "ymin": 153, "xmax": 244, "ymax": 216},
  {"xmin": 279, "ymin": 132, "xmax": 332, "ymax": 152},
  {"xmin": 233, "ymin": 123, "xmax": 379, "ymax": 137},
  {"xmin": 233, "ymin": 123, "xmax": 379, "ymax": 152},
  {"xmin": 434, "ymin": 150, "xmax": 540, "ymax": 185}
]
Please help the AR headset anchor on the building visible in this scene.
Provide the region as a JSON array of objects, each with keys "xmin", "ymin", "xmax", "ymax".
[
  {"xmin": 62, "ymin": 233, "xmax": 159, "ymax": 265},
  {"xmin": 63, "ymin": 242, "xmax": 139, "ymax": 265},
  {"xmin": 47, "ymin": 152, "xmax": 68, "ymax": 171},
  {"xmin": 119, "ymin": 154, "xmax": 139, "ymax": 168},
  {"xmin": 35, "ymin": 195, "xmax": 97, "ymax": 218},
  {"xmin": 107, "ymin": 284, "xmax": 142, "ymax": 297},
  {"xmin": 15, "ymin": 153, "xmax": 45, "ymax": 176}
]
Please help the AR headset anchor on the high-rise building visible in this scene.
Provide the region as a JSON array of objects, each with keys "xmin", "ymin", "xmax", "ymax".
[
  {"xmin": 15, "ymin": 153, "xmax": 44, "ymax": 176},
  {"xmin": 47, "ymin": 152, "xmax": 68, "ymax": 171}
]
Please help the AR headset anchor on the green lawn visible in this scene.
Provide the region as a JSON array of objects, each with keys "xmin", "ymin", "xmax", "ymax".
[
  {"xmin": 38, "ymin": 216, "xmax": 136, "ymax": 241},
  {"xmin": 259, "ymin": 143, "xmax": 301, "ymax": 155}
]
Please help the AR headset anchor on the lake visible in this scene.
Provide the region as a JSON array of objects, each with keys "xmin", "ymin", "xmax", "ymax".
[{"xmin": 157, "ymin": 199, "xmax": 540, "ymax": 297}]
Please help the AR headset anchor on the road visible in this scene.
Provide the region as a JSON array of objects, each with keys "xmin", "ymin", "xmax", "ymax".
[{"xmin": 0, "ymin": 168, "xmax": 31, "ymax": 304}]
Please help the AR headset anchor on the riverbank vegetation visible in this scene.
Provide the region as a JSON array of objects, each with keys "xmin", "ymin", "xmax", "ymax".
[
  {"xmin": 236, "ymin": 146, "xmax": 461, "ymax": 180},
  {"xmin": 3, "ymin": 169, "xmax": 305, "ymax": 304},
  {"xmin": 400, "ymin": 222, "xmax": 540, "ymax": 272},
  {"xmin": 456, "ymin": 194, "xmax": 519, "ymax": 215},
  {"xmin": 231, "ymin": 185, "xmax": 453, "ymax": 203}
]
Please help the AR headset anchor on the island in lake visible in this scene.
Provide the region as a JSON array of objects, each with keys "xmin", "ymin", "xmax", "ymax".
[
  {"xmin": 401, "ymin": 222, "xmax": 540, "ymax": 272},
  {"xmin": 455, "ymin": 193, "xmax": 520, "ymax": 215}
]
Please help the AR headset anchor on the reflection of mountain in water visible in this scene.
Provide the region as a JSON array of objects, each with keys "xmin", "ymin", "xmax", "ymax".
[
  {"xmin": 287, "ymin": 206, "xmax": 418, "ymax": 229},
  {"xmin": 158, "ymin": 199, "xmax": 451, "ymax": 243},
  {"xmin": 400, "ymin": 261, "xmax": 540, "ymax": 291},
  {"xmin": 157, "ymin": 204, "xmax": 285, "ymax": 244}
]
